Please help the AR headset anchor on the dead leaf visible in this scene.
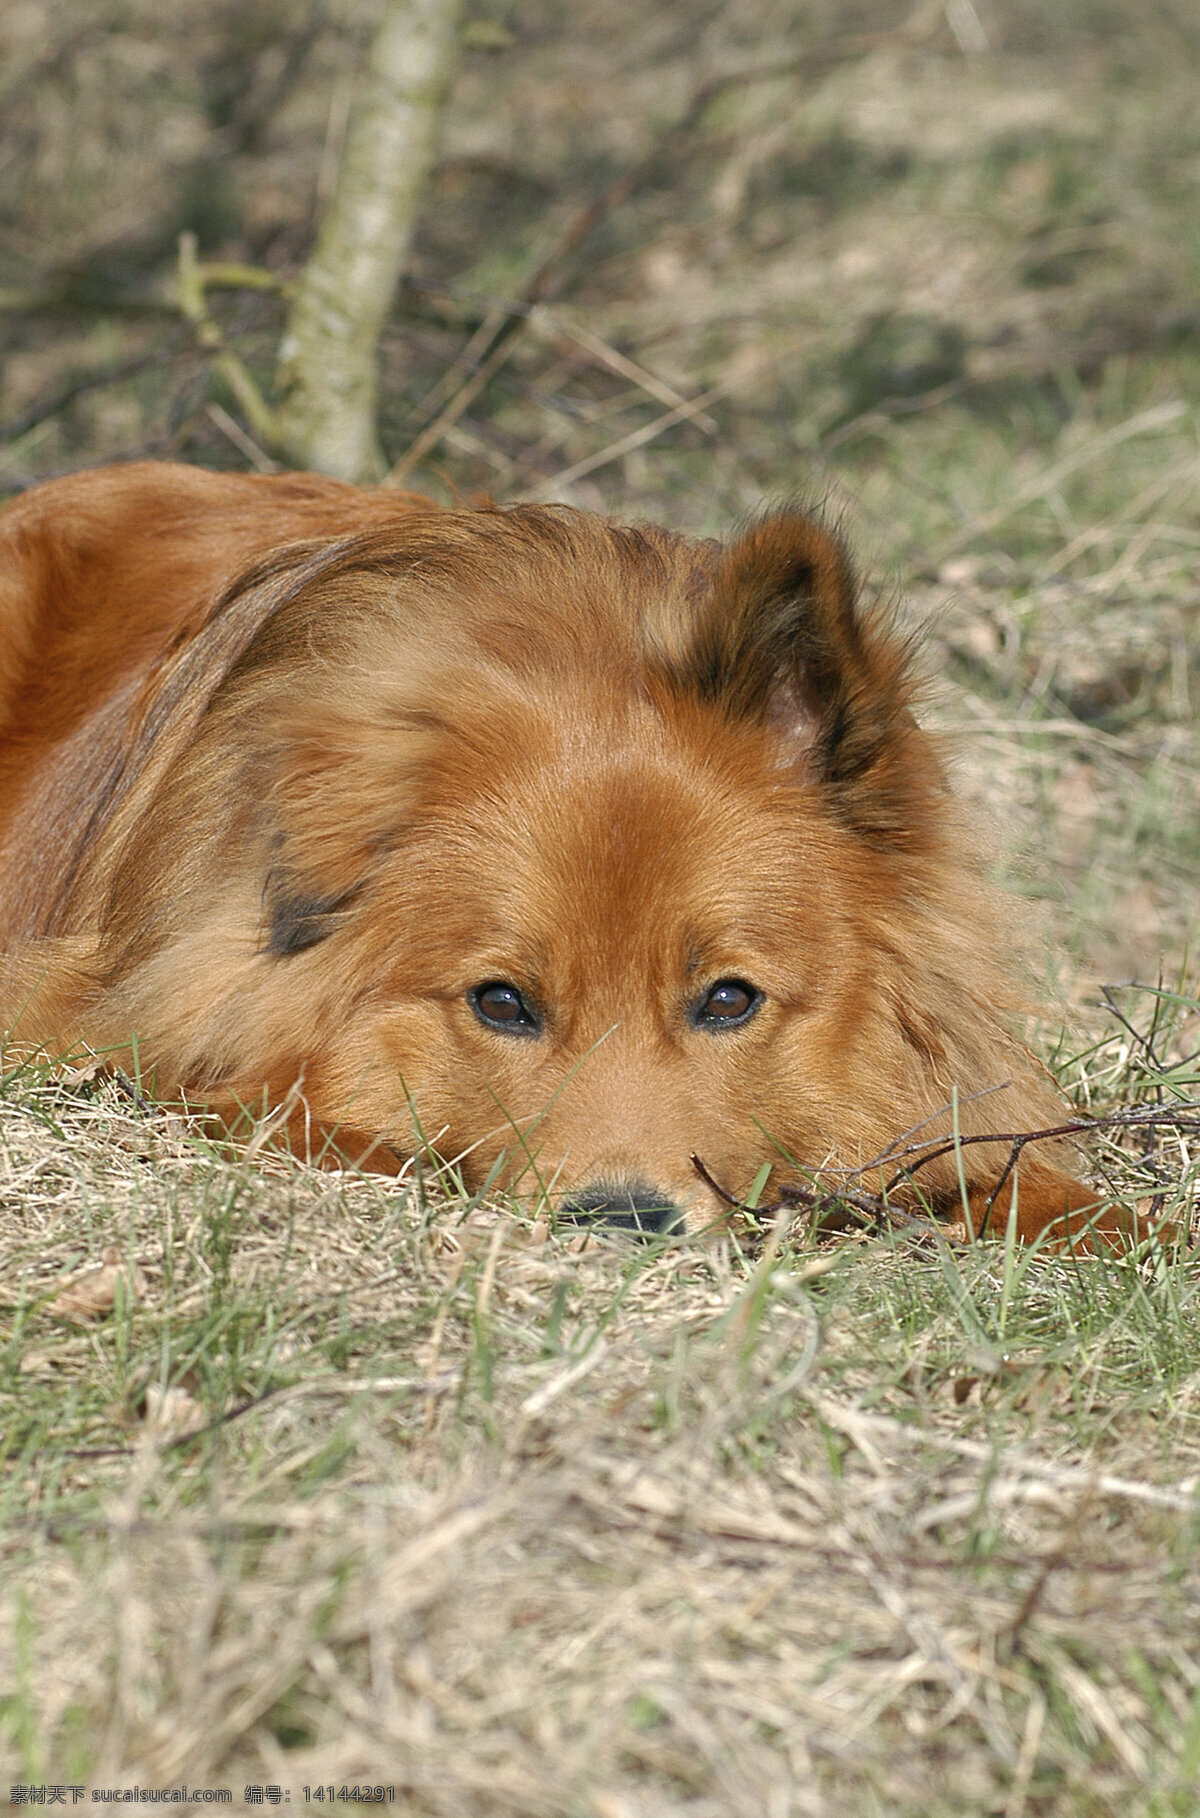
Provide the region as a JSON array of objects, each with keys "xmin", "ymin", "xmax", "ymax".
[
  {"xmin": 140, "ymin": 1383, "xmax": 203, "ymax": 1441},
  {"xmin": 48, "ymin": 1245, "xmax": 147, "ymax": 1323}
]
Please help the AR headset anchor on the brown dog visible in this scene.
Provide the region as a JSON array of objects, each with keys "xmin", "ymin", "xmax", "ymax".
[{"xmin": 0, "ymin": 461, "xmax": 1109, "ymax": 1240}]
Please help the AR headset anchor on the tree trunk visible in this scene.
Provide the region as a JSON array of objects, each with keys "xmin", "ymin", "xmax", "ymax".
[{"xmin": 273, "ymin": 0, "xmax": 463, "ymax": 481}]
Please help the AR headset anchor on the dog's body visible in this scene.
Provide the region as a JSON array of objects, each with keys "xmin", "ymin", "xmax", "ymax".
[{"xmin": 0, "ymin": 462, "xmax": 1107, "ymax": 1239}]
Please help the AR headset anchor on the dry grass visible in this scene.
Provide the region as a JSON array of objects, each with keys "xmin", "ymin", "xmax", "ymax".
[
  {"xmin": 4, "ymin": 2, "xmax": 1200, "ymax": 1809},
  {"xmin": 2, "ymin": 998, "xmax": 1199, "ymax": 1810}
]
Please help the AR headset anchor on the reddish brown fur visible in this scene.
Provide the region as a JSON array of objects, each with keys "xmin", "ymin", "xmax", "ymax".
[{"xmin": 0, "ymin": 462, "xmax": 1125, "ymax": 1243}]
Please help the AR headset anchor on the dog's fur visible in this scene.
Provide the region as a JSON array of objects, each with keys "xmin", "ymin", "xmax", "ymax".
[{"xmin": 0, "ymin": 461, "xmax": 1113, "ymax": 1240}]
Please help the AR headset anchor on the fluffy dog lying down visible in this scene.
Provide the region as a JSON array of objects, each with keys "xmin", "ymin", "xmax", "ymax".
[{"xmin": 0, "ymin": 461, "xmax": 1113, "ymax": 1241}]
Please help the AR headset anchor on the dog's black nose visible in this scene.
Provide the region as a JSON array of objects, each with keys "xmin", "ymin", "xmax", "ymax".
[{"xmin": 558, "ymin": 1181, "xmax": 683, "ymax": 1236}]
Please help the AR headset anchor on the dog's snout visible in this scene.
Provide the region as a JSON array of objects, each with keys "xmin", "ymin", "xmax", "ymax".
[{"xmin": 558, "ymin": 1180, "xmax": 683, "ymax": 1236}]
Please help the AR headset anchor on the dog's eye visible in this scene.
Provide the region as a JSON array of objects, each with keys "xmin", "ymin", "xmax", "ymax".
[
  {"xmin": 693, "ymin": 978, "xmax": 763, "ymax": 1030},
  {"xmin": 470, "ymin": 981, "xmax": 541, "ymax": 1035}
]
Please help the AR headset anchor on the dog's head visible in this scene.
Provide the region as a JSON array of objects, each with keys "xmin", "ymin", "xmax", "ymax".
[{"xmin": 77, "ymin": 504, "xmax": 1059, "ymax": 1231}]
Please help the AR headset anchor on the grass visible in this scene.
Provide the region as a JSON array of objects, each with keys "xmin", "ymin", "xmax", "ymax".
[
  {"xmin": 3, "ymin": 2, "xmax": 1200, "ymax": 1808},
  {"xmin": 1, "ymin": 989, "xmax": 1198, "ymax": 1811}
]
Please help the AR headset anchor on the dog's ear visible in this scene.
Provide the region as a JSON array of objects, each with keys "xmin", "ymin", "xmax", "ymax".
[
  {"xmin": 256, "ymin": 711, "xmax": 404, "ymax": 956},
  {"xmin": 257, "ymin": 698, "xmax": 455, "ymax": 958},
  {"xmin": 676, "ymin": 511, "xmax": 944, "ymax": 850}
]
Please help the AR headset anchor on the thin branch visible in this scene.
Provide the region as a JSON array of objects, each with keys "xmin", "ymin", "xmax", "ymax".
[
  {"xmin": 386, "ymin": 314, "xmax": 530, "ymax": 484},
  {"xmin": 205, "ymin": 402, "xmax": 280, "ymax": 472},
  {"xmin": 528, "ymin": 381, "xmax": 729, "ymax": 498},
  {"xmin": 191, "ymin": 260, "xmax": 294, "ymax": 298},
  {"xmin": 691, "ymin": 1153, "xmax": 959, "ymax": 1243},
  {"xmin": 695, "ymin": 1103, "xmax": 1200, "ymax": 1242},
  {"xmin": 175, "ymin": 232, "xmax": 280, "ymax": 449},
  {"xmin": 537, "ymin": 312, "xmax": 720, "ymax": 433}
]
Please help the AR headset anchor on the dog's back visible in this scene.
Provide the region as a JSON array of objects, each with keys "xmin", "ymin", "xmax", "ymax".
[
  {"xmin": 0, "ymin": 461, "xmax": 435, "ymax": 786},
  {"xmin": 0, "ymin": 463, "xmax": 434, "ymax": 940}
]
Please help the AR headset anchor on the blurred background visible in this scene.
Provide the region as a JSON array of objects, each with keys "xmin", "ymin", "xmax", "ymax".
[{"xmin": 2, "ymin": 0, "xmax": 1197, "ymax": 995}]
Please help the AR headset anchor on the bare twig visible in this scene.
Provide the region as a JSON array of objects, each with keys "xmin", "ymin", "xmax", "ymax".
[
  {"xmin": 205, "ymin": 401, "xmax": 280, "ymax": 472},
  {"xmin": 531, "ymin": 310, "xmax": 720, "ymax": 434},
  {"xmin": 110, "ymin": 1070, "xmax": 153, "ymax": 1117},
  {"xmin": 695, "ymin": 1102, "xmax": 1200, "ymax": 1241},
  {"xmin": 187, "ymin": 260, "xmax": 293, "ymax": 298},
  {"xmin": 175, "ymin": 232, "xmax": 280, "ymax": 449},
  {"xmin": 529, "ymin": 381, "xmax": 729, "ymax": 497},
  {"xmin": 385, "ymin": 314, "xmax": 532, "ymax": 484},
  {"xmin": 691, "ymin": 1153, "xmax": 960, "ymax": 1243}
]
